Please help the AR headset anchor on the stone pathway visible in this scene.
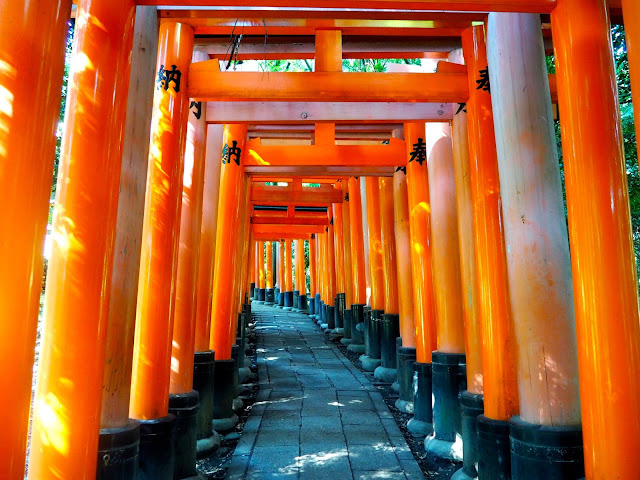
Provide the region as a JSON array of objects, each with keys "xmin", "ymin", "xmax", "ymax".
[{"xmin": 226, "ymin": 304, "xmax": 425, "ymax": 480}]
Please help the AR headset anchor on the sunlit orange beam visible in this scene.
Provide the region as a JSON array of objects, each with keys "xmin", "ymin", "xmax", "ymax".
[
  {"xmin": 189, "ymin": 67, "xmax": 468, "ymax": 103},
  {"xmin": 245, "ymin": 166, "xmax": 396, "ymax": 176},
  {"xmin": 251, "ymin": 184, "xmax": 344, "ymax": 205},
  {"xmin": 253, "ymin": 225, "xmax": 325, "ymax": 236},
  {"xmin": 252, "ymin": 216, "xmax": 330, "ymax": 225}
]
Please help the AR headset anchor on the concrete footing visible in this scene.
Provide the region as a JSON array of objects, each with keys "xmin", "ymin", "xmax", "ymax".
[
  {"xmin": 395, "ymin": 346, "xmax": 416, "ymax": 413},
  {"xmin": 374, "ymin": 365, "xmax": 397, "ymax": 383}
]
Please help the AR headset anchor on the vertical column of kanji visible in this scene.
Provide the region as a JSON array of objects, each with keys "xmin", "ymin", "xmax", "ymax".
[
  {"xmin": 362, "ymin": 177, "xmax": 384, "ymax": 371},
  {"xmin": 28, "ymin": 2, "xmax": 136, "ymax": 479},
  {"xmin": 424, "ymin": 122, "xmax": 466, "ymax": 458},
  {"xmin": 451, "ymin": 100, "xmax": 484, "ymax": 480},
  {"xmin": 0, "ymin": 2, "xmax": 70, "ymax": 478},
  {"xmin": 393, "ymin": 143, "xmax": 418, "ymax": 413},
  {"xmin": 256, "ymin": 241, "xmax": 265, "ymax": 302},
  {"xmin": 552, "ymin": 2, "xmax": 640, "ymax": 477},
  {"xmin": 308, "ymin": 235, "xmax": 317, "ymax": 314},
  {"xmin": 622, "ymin": 0, "xmax": 640, "ymax": 144},
  {"xmin": 208, "ymin": 124, "xmax": 247, "ymax": 433},
  {"xmin": 97, "ymin": 6, "xmax": 157, "ymax": 478},
  {"xmin": 488, "ymin": 13, "xmax": 583, "ymax": 478},
  {"xmin": 375, "ymin": 177, "xmax": 400, "ymax": 384},
  {"xmin": 166, "ymin": 48, "xmax": 209, "ymax": 479},
  {"xmin": 277, "ymin": 240, "xmax": 286, "ymax": 307},
  {"xmin": 284, "ymin": 239, "xmax": 293, "ymax": 309},
  {"xmin": 127, "ymin": 21, "xmax": 193, "ymax": 480},
  {"xmin": 265, "ymin": 241, "xmax": 274, "ymax": 304},
  {"xmin": 333, "ymin": 190, "xmax": 346, "ymax": 331},
  {"xmin": 404, "ymin": 122, "xmax": 437, "ymax": 437},
  {"xmin": 462, "ymin": 25, "xmax": 519, "ymax": 479},
  {"xmin": 341, "ymin": 181, "xmax": 355, "ymax": 342},
  {"xmin": 348, "ymin": 176, "xmax": 367, "ymax": 353}
]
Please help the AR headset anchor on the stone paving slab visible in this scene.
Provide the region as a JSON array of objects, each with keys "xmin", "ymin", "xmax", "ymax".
[{"xmin": 226, "ymin": 304, "xmax": 425, "ymax": 480}]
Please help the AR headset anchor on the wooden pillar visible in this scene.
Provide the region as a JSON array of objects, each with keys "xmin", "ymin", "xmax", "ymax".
[
  {"xmin": 233, "ymin": 178, "xmax": 251, "ymax": 323},
  {"xmin": 462, "ymin": 26, "xmax": 519, "ymax": 423},
  {"xmin": 209, "ymin": 124, "xmax": 248, "ymax": 360},
  {"xmin": 333, "ymin": 199, "xmax": 346, "ymax": 297},
  {"xmin": 326, "ymin": 221, "xmax": 337, "ymax": 303},
  {"xmin": 404, "ymin": 122, "xmax": 437, "ymax": 364},
  {"xmin": 348, "ymin": 177, "xmax": 367, "ymax": 305},
  {"xmin": 285, "ymin": 239, "xmax": 293, "ymax": 293},
  {"xmin": 258, "ymin": 241, "xmax": 265, "ymax": 290},
  {"xmin": 266, "ymin": 241, "xmax": 274, "ymax": 289},
  {"xmin": 278, "ymin": 240, "xmax": 285, "ymax": 293},
  {"xmin": 379, "ymin": 178, "xmax": 399, "ymax": 315},
  {"xmin": 101, "ymin": 5, "xmax": 158, "ymax": 430},
  {"xmin": 622, "ymin": 0, "xmax": 640, "ymax": 146},
  {"xmin": 0, "ymin": 1, "xmax": 70, "ymax": 477},
  {"xmin": 309, "ymin": 236, "xmax": 317, "ymax": 297},
  {"xmin": 295, "ymin": 239, "xmax": 305, "ymax": 294},
  {"xmin": 28, "ymin": 2, "xmax": 136, "ymax": 478},
  {"xmin": 552, "ymin": 1, "xmax": 640, "ymax": 476},
  {"xmin": 360, "ymin": 177, "xmax": 372, "ymax": 305},
  {"xmin": 341, "ymin": 182, "xmax": 354, "ymax": 309},
  {"xmin": 365, "ymin": 177, "xmax": 385, "ymax": 311},
  {"xmin": 194, "ymin": 123, "xmax": 224, "ymax": 351},
  {"xmin": 129, "ymin": 21, "xmax": 194, "ymax": 420}
]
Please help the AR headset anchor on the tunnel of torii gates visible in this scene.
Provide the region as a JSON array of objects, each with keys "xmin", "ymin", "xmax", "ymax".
[{"xmin": 3, "ymin": 0, "xmax": 640, "ymax": 479}]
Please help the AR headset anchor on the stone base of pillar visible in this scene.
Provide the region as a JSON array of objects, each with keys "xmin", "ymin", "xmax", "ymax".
[
  {"xmin": 427, "ymin": 351, "xmax": 466, "ymax": 460},
  {"xmin": 292, "ymin": 290, "xmax": 300, "ymax": 311},
  {"xmin": 340, "ymin": 309, "xmax": 353, "ymax": 344},
  {"xmin": 347, "ymin": 304, "xmax": 366, "ymax": 352},
  {"xmin": 250, "ymin": 282, "xmax": 255, "ymax": 300},
  {"xmin": 212, "ymin": 359, "xmax": 239, "ymax": 433},
  {"xmin": 256, "ymin": 288, "xmax": 265, "ymax": 303},
  {"xmin": 264, "ymin": 288, "xmax": 275, "ymax": 305},
  {"xmin": 193, "ymin": 351, "xmax": 220, "ymax": 458},
  {"xmin": 335, "ymin": 293, "xmax": 345, "ymax": 328},
  {"xmin": 477, "ymin": 415, "xmax": 511, "ymax": 480},
  {"xmin": 509, "ymin": 416, "xmax": 584, "ymax": 479},
  {"xmin": 308, "ymin": 297, "xmax": 315, "ymax": 316},
  {"xmin": 168, "ymin": 390, "xmax": 200, "ymax": 479},
  {"xmin": 407, "ymin": 361, "xmax": 433, "ymax": 438},
  {"xmin": 395, "ymin": 346, "xmax": 416, "ymax": 413},
  {"xmin": 138, "ymin": 415, "xmax": 176, "ymax": 480},
  {"xmin": 368, "ymin": 309, "xmax": 383, "ymax": 360},
  {"xmin": 361, "ymin": 355, "xmax": 381, "ymax": 372},
  {"xmin": 316, "ymin": 301, "xmax": 324, "ymax": 325},
  {"xmin": 97, "ymin": 420, "xmax": 140, "ymax": 480},
  {"xmin": 326, "ymin": 305, "xmax": 336, "ymax": 330},
  {"xmin": 277, "ymin": 289, "xmax": 285, "ymax": 308},
  {"xmin": 381, "ymin": 314, "xmax": 400, "ymax": 369},
  {"xmin": 283, "ymin": 291, "xmax": 293, "ymax": 309},
  {"xmin": 312, "ymin": 294, "xmax": 321, "ymax": 320},
  {"xmin": 230, "ymin": 345, "xmax": 243, "ymax": 412},
  {"xmin": 374, "ymin": 366, "xmax": 397, "ymax": 384},
  {"xmin": 298, "ymin": 294, "xmax": 308, "ymax": 313},
  {"xmin": 452, "ymin": 391, "xmax": 484, "ymax": 480}
]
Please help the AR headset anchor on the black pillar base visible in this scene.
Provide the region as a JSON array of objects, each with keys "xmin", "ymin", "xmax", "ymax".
[
  {"xmin": 298, "ymin": 294, "xmax": 308, "ymax": 313},
  {"xmin": 230, "ymin": 345, "xmax": 243, "ymax": 411},
  {"xmin": 395, "ymin": 346, "xmax": 416, "ymax": 413},
  {"xmin": 407, "ymin": 361, "xmax": 433, "ymax": 438},
  {"xmin": 477, "ymin": 415, "xmax": 511, "ymax": 480},
  {"xmin": 193, "ymin": 351, "xmax": 220, "ymax": 458},
  {"xmin": 168, "ymin": 390, "xmax": 200, "ymax": 479},
  {"xmin": 380, "ymin": 314, "xmax": 400, "ymax": 368},
  {"xmin": 250, "ymin": 282, "xmax": 255, "ymax": 300},
  {"xmin": 340, "ymin": 309, "xmax": 353, "ymax": 345},
  {"xmin": 326, "ymin": 305, "xmax": 336, "ymax": 329},
  {"xmin": 362, "ymin": 307, "xmax": 371, "ymax": 355},
  {"xmin": 391, "ymin": 337, "xmax": 402, "ymax": 392},
  {"xmin": 314, "ymin": 293, "xmax": 321, "ymax": 319},
  {"xmin": 347, "ymin": 304, "xmax": 366, "ymax": 353},
  {"xmin": 256, "ymin": 288, "xmax": 265, "ymax": 303},
  {"xmin": 97, "ymin": 420, "xmax": 140, "ymax": 480},
  {"xmin": 264, "ymin": 288, "xmax": 275, "ymax": 305},
  {"xmin": 292, "ymin": 290, "xmax": 300, "ymax": 311},
  {"xmin": 452, "ymin": 391, "xmax": 484, "ymax": 479},
  {"xmin": 318, "ymin": 301, "xmax": 325, "ymax": 325},
  {"xmin": 138, "ymin": 415, "xmax": 175, "ymax": 480},
  {"xmin": 369, "ymin": 309, "xmax": 383, "ymax": 360},
  {"xmin": 284, "ymin": 291, "xmax": 294, "ymax": 309},
  {"xmin": 510, "ymin": 416, "xmax": 584, "ymax": 479},
  {"xmin": 277, "ymin": 289, "xmax": 285, "ymax": 307},
  {"xmin": 274, "ymin": 288, "xmax": 281, "ymax": 307},
  {"xmin": 309, "ymin": 297, "xmax": 315, "ymax": 315},
  {"xmin": 335, "ymin": 293, "xmax": 346, "ymax": 329},
  {"xmin": 212, "ymin": 359, "xmax": 239, "ymax": 433}
]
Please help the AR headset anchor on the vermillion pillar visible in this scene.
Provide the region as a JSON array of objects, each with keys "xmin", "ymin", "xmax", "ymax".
[
  {"xmin": 209, "ymin": 124, "xmax": 247, "ymax": 432},
  {"xmin": 622, "ymin": 0, "xmax": 640, "ymax": 144},
  {"xmin": 424, "ymin": 122, "xmax": 466, "ymax": 459},
  {"xmin": 256, "ymin": 241, "xmax": 266, "ymax": 303},
  {"xmin": 28, "ymin": 2, "xmax": 136, "ymax": 479},
  {"xmin": 462, "ymin": 25, "xmax": 519, "ymax": 479},
  {"xmin": 284, "ymin": 239, "xmax": 294, "ymax": 309},
  {"xmin": 250, "ymin": 240, "xmax": 256, "ymax": 299},
  {"xmin": 318, "ymin": 231, "xmax": 327, "ymax": 324},
  {"xmin": 277, "ymin": 240, "xmax": 286, "ymax": 307},
  {"xmin": 309, "ymin": 235, "xmax": 317, "ymax": 315},
  {"xmin": 361, "ymin": 177, "xmax": 372, "ymax": 305},
  {"xmin": 326, "ymin": 219, "xmax": 337, "ymax": 326},
  {"xmin": 0, "ymin": 1, "xmax": 68, "ymax": 477},
  {"xmin": 451, "ymin": 103, "xmax": 484, "ymax": 479},
  {"xmin": 362, "ymin": 177, "xmax": 384, "ymax": 371},
  {"xmin": 341, "ymin": 181, "xmax": 355, "ymax": 341},
  {"xmin": 374, "ymin": 177, "xmax": 401, "ymax": 384},
  {"xmin": 393, "ymin": 155, "xmax": 418, "ymax": 413},
  {"xmin": 404, "ymin": 122, "xmax": 437, "ymax": 438},
  {"xmin": 333, "ymin": 198, "xmax": 346, "ymax": 332},
  {"xmin": 98, "ymin": 9, "xmax": 158, "ymax": 477},
  {"xmin": 296, "ymin": 239, "xmax": 309, "ymax": 312},
  {"xmin": 265, "ymin": 241, "xmax": 275, "ymax": 305},
  {"xmin": 348, "ymin": 176, "xmax": 367, "ymax": 353},
  {"xmin": 552, "ymin": 2, "xmax": 640, "ymax": 477},
  {"xmin": 128, "ymin": 21, "xmax": 193, "ymax": 480},
  {"xmin": 254, "ymin": 242, "xmax": 259, "ymax": 297}
]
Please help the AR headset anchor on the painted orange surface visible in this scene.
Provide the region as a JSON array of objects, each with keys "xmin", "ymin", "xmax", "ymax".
[
  {"xmin": 278, "ymin": 240, "xmax": 285, "ymax": 291},
  {"xmin": 29, "ymin": 2, "xmax": 136, "ymax": 478},
  {"xmin": 623, "ymin": 0, "xmax": 640, "ymax": 168},
  {"xmin": 462, "ymin": 25, "xmax": 518, "ymax": 421},
  {"xmin": 426, "ymin": 123, "xmax": 465, "ymax": 354},
  {"xmin": 0, "ymin": 1, "xmax": 70, "ymax": 477},
  {"xmin": 366, "ymin": 177, "xmax": 385, "ymax": 310},
  {"xmin": 295, "ymin": 239, "xmax": 305, "ymax": 293},
  {"xmin": 348, "ymin": 177, "xmax": 367, "ymax": 304},
  {"xmin": 309, "ymin": 237, "xmax": 317, "ymax": 296},
  {"xmin": 451, "ymin": 110, "xmax": 483, "ymax": 394},
  {"xmin": 341, "ymin": 182, "xmax": 355, "ymax": 308},
  {"xmin": 393, "ymin": 170, "xmax": 417, "ymax": 348},
  {"xmin": 231, "ymin": 178, "xmax": 251, "ymax": 337},
  {"xmin": 404, "ymin": 122, "xmax": 437, "ymax": 364},
  {"xmin": 209, "ymin": 124, "xmax": 248, "ymax": 360},
  {"xmin": 285, "ymin": 239, "xmax": 293, "ymax": 292},
  {"xmin": 553, "ymin": 1, "xmax": 640, "ymax": 477},
  {"xmin": 266, "ymin": 241, "xmax": 274, "ymax": 289},
  {"xmin": 333, "ymin": 202, "xmax": 346, "ymax": 294},
  {"xmin": 379, "ymin": 178, "xmax": 399, "ymax": 314},
  {"xmin": 326, "ymin": 220, "xmax": 337, "ymax": 301},
  {"xmin": 258, "ymin": 241, "xmax": 265, "ymax": 289}
]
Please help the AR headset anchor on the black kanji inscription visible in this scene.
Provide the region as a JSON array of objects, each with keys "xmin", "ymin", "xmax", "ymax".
[
  {"xmin": 190, "ymin": 101, "xmax": 202, "ymax": 120},
  {"xmin": 395, "ymin": 166, "xmax": 407, "ymax": 174},
  {"xmin": 455, "ymin": 103, "xmax": 467, "ymax": 115},
  {"xmin": 156, "ymin": 64, "xmax": 182, "ymax": 92},
  {"xmin": 222, "ymin": 140, "xmax": 242, "ymax": 166},
  {"xmin": 409, "ymin": 138, "xmax": 427, "ymax": 166},
  {"xmin": 476, "ymin": 66, "xmax": 490, "ymax": 93}
]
